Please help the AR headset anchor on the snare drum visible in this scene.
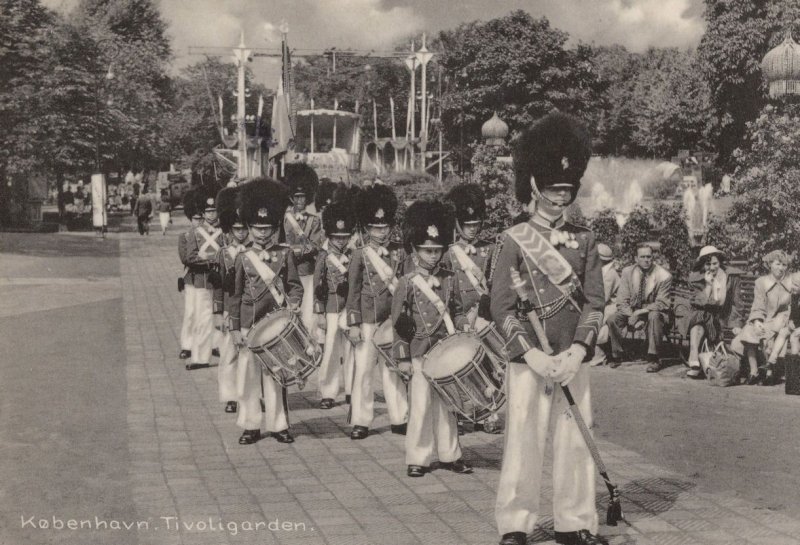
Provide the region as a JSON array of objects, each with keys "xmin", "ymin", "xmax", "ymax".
[
  {"xmin": 247, "ymin": 309, "xmax": 322, "ymax": 389},
  {"xmin": 475, "ymin": 316, "xmax": 509, "ymax": 365},
  {"xmin": 373, "ymin": 319, "xmax": 412, "ymax": 383},
  {"xmin": 422, "ymin": 332, "xmax": 506, "ymax": 423}
]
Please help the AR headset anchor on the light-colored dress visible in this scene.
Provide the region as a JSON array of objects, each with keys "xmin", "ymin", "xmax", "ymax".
[{"xmin": 731, "ymin": 274, "xmax": 792, "ymax": 354}]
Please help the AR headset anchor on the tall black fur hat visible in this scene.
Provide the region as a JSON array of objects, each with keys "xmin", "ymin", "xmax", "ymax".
[
  {"xmin": 358, "ymin": 184, "xmax": 398, "ymax": 227},
  {"xmin": 315, "ymin": 178, "xmax": 338, "ymax": 211},
  {"xmin": 513, "ymin": 111, "xmax": 592, "ymax": 204},
  {"xmin": 282, "ymin": 162, "xmax": 319, "ymax": 200},
  {"xmin": 403, "ymin": 198, "xmax": 455, "ymax": 252},
  {"xmin": 322, "ymin": 200, "xmax": 356, "ymax": 236},
  {"xmin": 446, "ymin": 183, "xmax": 486, "ymax": 224},
  {"xmin": 238, "ymin": 177, "xmax": 290, "ymax": 227},
  {"xmin": 216, "ymin": 185, "xmax": 243, "ymax": 233},
  {"xmin": 182, "ymin": 188, "xmax": 205, "ymax": 220}
]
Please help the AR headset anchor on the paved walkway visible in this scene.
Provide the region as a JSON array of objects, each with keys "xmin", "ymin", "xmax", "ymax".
[{"xmin": 6, "ymin": 219, "xmax": 800, "ymax": 545}]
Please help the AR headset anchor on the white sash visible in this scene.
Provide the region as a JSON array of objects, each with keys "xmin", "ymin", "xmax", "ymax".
[
  {"xmin": 243, "ymin": 250, "xmax": 285, "ymax": 306},
  {"xmin": 363, "ymin": 245, "xmax": 397, "ymax": 295},
  {"xmin": 451, "ymin": 244, "xmax": 487, "ymax": 295},
  {"xmin": 410, "ymin": 273, "xmax": 455, "ymax": 334},
  {"xmin": 197, "ymin": 226, "xmax": 221, "ymax": 257},
  {"xmin": 326, "ymin": 252, "xmax": 348, "ymax": 275},
  {"xmin": 284, "ymin": 212, "xmax": 306, "ymax": 238}
]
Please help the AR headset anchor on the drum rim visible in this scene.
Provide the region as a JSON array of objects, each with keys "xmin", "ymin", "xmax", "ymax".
[
  {"xmin": 422, "ymin": 332, "xmax": 484, "ymax": 379},
  {"xmin": 247, "ymin": 309, "xmax": 297, "ymax": 350}
]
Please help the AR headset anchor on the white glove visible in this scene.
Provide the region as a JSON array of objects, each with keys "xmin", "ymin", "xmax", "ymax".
[
  {"xmin": 338, "ymin": 313, "xmax": 349, "ymax": 332},
  {"xmin": 230, "ymin": 330, "xmax": 245, "ymax": 347},
  {"xmin": 522, "ymin": 348, "xmax": 561, "ymax": 379},
  {"xmin": 551, "ymin": 344, "xmax": 587, "ymax": 386}
]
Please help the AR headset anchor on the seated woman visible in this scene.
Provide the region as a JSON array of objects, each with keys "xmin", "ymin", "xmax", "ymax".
[
  {"xmin": 731, "ymin": 250, "xmax": 793, "ymax": 385},
  {"xmin": 686, "ymin": 246, "xmax": 743, "ymax": 378}
]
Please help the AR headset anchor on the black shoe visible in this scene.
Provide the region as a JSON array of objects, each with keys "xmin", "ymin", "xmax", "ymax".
[
  {"xmin": 391, "ymin": 423, "xmax": 407, "ymax": 435},
  {"xmin": 477, "ymin": 419, "xmax": 502, "ymax": 434},
  {"xmin": 224, "ymin": 401, "xmax": 238, "ymax": 413},
  {"xmin": 407, "ymin": 465, "xmax": 426, "ymax": 477},
  {"xmin": 319, "ymin": 398, "xmax": 334, "ymax": 410},
  {"xmin": 179, "ymin": 349, "xmax": 191, "ymax": 359},
  {"xmin": 345, "ymin": 394, "xmax": 351, "ymax": 404},
  {"xmin": 185, "ymin": 363, "xmax": 209, "ymax": 371},
  {"xmin": 608, "ymin": 355, "xmax": 622, "ymax": 369},
  {"xmin": 239, "ymin": 429, "xmax": 261, "ymax": 445},
  {"xmin": 457, "ymin": 420, "xmax": 465, "ymax": 436},
  {"xmin": 762, "ymin": 364, "xmax": 778, "ymax": 385},
  {"xmin": 212, "ymin": 348, "xmax": 220, "ymax": 357},
  {"xmin": 645, "ymin": 355, "xmax": 663, "ymax": 373},
  {"xmin": 499, "ymin": 532, "xmax": 526, "ymax": 545},
  {"xmin": 441, "ymin": 458, "xmax": 473, "ymax": 474},
  {"xmin": 273, "ymin": 429, "xmax": 294, "ymax": 443},
  {"xmin": 554, "ymin": 529, "xmax": 608, "ymax": 545},
  {"xmin": 350, "ymin": 425, "xmax": 369, "ymax": 440}
]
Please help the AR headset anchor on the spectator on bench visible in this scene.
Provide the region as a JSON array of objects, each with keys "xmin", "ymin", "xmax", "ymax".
[
  {"xmin": 685, "ymin": 246, "xmax": 744, "ymax": 379},
  {"xmin": 731, "ymin": 250, "xmax": 792, "ymax": 385},
  {"xmin": 607, "ymin": 243, "xmax": 673, "ymax": 372},
  {"xmin": 592, "ymin": 243, "xmax": 620, "ymax": 366}
]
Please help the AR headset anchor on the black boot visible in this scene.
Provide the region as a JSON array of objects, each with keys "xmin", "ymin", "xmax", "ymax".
[
  {"xmin": 554, "ymin": 529, "xmax": 608, "ymax": 545},
  {"xmin": 499, "ymin": 532, "xmax": 526, "ymax": 545}
]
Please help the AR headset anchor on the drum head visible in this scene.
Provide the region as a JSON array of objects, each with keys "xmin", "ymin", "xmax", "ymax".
[
  {"xmin": 424, "ymin": 333, "xmax": 482, "ymax": 379},
  {"xmin": 373, "ymin": 319, "xmax": 394, "ymax": 346},
  {"xmin": 248, "ymin": 309, "xmax": 292, "ymax": 349}
]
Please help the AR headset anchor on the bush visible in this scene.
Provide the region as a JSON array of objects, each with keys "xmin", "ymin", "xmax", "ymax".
[
  {"xmin": 650, "ymin": 202, "xmax": 693, "ymax": 281},
  {"xmin": 619, "ymin": 206, "xmax": 651, "ymax": 267},
  {"xmin": 588, "ymin": 208, "xmax": 619, "ymax": 246},
  {"xmin": 470, "ymin": 143, "xmax": 521, "ymax": 238}
]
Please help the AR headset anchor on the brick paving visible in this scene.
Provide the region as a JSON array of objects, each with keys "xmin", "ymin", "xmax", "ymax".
[{"xmin": 118, "ymin": 221, "xmax": 800, "ymax": 545}]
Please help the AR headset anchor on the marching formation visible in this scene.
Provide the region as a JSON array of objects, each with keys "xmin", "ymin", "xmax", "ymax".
[{"xmin": 176, "ymin": 113, "xmax": 610, "ymax": 545}]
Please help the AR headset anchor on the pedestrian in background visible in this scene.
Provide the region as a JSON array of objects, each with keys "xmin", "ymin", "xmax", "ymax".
[
  {"xmin": 158, "ymin": 189, "xmax": 172, "ymax": 235},
  {"xmin": 134, "ymin": 186, "xmax": 152, "ymax": 235}
]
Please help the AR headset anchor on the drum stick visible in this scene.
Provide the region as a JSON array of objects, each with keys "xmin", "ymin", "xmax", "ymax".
[{"xmin": 509, "ymin": 266, "xmax": 624, "ymax": 526}]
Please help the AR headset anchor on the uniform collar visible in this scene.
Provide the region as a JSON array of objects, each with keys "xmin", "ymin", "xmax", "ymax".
[{"xmin": 530, "ymin": 210, "xmax": 565, "ymax": 230}]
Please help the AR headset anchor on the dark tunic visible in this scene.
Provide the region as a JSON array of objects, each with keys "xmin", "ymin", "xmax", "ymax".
[
  {"xmin": 283, "ymin": 208, "xmax": 324, "ymax": 277},
  {"xmin": 345, "ymin": 242, "xmax": 407, "ymax": 326},
  {"xmin": 312, "ymin": 245, "xmax": 352, "ymax": 314},
  {"xmin": 178, "ymin": 224, "xmax": 223, "ymax": 290}
]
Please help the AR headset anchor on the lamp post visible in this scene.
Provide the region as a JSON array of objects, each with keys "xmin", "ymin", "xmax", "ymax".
[
  {"xmin": 414, "ymin": 35, "xmax": 433, "ymax": 172},
  {"xmin": 92, "ymin": 38, "xmax": 119, "ymax": 238}
]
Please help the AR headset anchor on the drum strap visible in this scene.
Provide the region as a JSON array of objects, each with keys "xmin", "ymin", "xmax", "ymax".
[
  {"xmin": 450, "ymin": 244, "xmax": 487, "ymax": 295},
  {"xmin": 410, "ymin": 274, "xmax": 456, "ymax": 335},
  {"xmin": 285, "ymin": 212, "xmax": 306, "ymax": 239},
  {"xmin": 197, "ymin": 226, "xmax": 221, "ymax": 256},
  {"xmin": 243, "ymin": 250, "xmax": 285, "ymax": 306},
  {"xmin": 326, "ymin": 252, "xmax": 348, "ymax": 275},
  {"xmin": 506, "ymin": 222, "xmax": 581, "ymax": 311},
  {"xmin": 364, "ymin": 246, "xmax": 397, "ymax": 295}
]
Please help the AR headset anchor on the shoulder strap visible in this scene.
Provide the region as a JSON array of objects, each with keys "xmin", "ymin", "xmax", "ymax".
[
  {"xmin": 243, "ymin": 250, "xmax": 285, "ymax": 306},
  {"xmin": 450, "ymin": 244, "xmax": 487, "ymax": 295},
  {"xmin": 410, "ymin": 274, "xmax": 455, "ymax": 334},
  {"xmin": 363, "ymin": 246, "xmax": 397, "ymax": 295},
  {"xmin": 285, "ymin": 212, "xmax": 305, "ymax": 237}
]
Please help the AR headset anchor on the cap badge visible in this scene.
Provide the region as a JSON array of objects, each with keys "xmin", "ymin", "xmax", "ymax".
[
  {"xmin": 467, "ymin": 207, "xmax": 474, "ymax": 215},
  {"xmin": 336, "ymin": 220, "xmax": 345, "ymax": 230},
  {"xmin": 561, "ymin": 157, "xmax": 569, "ymax": 170},
  {"xmin": 206, "ymin": 198, "xmax": 214, "ymax": 206},
  {"xmin": 427, "ymin": 225, "xmax": 439, "ymax": 238},
  {"xmin": 257, "ymin": 208, "xmax": 269, "ymax": 219},
  {"xmin": 375, "ymin": 208, "xmax": 385, "ymax": 219}
]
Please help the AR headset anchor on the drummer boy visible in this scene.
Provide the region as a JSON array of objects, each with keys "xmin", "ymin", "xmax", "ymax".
[
  {"xmin": 391, "ymin": 198, "xmax": 473, "ymax": 478},
  {"xmin": 445, "ymin": 182, "xmax": 502, "ymax": 435},
  {"xmin": 229, "ymin": 178, "xmax": 304, "ymax": 445}
]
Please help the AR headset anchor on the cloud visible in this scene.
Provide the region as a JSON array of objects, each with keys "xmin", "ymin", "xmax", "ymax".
[
  {"xmin": 307, "ymin": 0, "xmax": 425, "ymax": 49},
  {"xmin": 546, "ymin": 0, "xmax": 706, "ymax": 52}
]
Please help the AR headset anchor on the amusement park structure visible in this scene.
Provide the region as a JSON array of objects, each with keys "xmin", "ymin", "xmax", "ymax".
[{"xmin": 188, "ymin": 28, "xmax": 447, "ymax": 183}]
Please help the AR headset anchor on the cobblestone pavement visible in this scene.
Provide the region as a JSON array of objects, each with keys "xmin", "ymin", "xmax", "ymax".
[{"xmin": 8, "ymin": 220, "xmax": 800, "ymax": 545}]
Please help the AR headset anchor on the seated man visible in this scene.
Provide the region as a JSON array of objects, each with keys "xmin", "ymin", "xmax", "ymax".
[
  {"xmin": 592, "ymin": 243, "xmax": 620, "ymax": 365},
  {"xmin": 607, "ymin": 243, "xmax": 673, "ymax": 372}
]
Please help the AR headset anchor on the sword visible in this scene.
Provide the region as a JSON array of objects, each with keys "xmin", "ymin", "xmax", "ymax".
[{"xmin": 510, "ymin": 267, "xmax": 625, "ymax": 526}]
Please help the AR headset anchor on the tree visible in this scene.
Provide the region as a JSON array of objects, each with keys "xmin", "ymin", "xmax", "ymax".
[
  {"xmin": 589, "ymin": 208, "xmax": 620, "ymax": 247},
  {"xmin": 725, "ymin": 103, "xmax": 800, "ymax": 269},
  {"xmin": 470, "ymin": 142, "xmax": 520, "ymax": 237},
  {"xmin": 697, "ymin": 0, "xmax": 800, "ymax": 167},
  {"xmin": 650, "ymin": 202, "xmax": 693, "ymax": 281},
  {"xmin": 436, "ymin": 11, "xmax": 601, "ymax": 166},
  {"xmin": 619, "ymin": 207, "xmax": 651, "ymax": 267}
]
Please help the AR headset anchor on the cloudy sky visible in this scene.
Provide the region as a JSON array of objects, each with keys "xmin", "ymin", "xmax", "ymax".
[{"xmin": 43, "ymin": 0, "xmax": 706, "ymax": 86}]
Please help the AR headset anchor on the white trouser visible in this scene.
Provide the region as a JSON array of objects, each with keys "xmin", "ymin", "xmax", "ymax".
[
  {"xmin": 343, "ymin": 333, "xmax": 355, "ymax": 396},
  {"xmin": 212, "ymin": 314, "xmax": 224, "ymax": 350},
  {"xmin": 406, "ymin": 356, "xmax": 461, "ymax": 466},
  {"xmin": 495, "ymin": 362, "xmax": 598, "ymax": 536},
  {"xmin": 218, "ymin": 330, "xmax": 238, "ymax": 402},
  {"xmin": 351, "ymin": 322, "xmax": 409, "ymax": 427},
  {"xmin": 159, "ymin": 212, "xmax": 170, "ymax": 232},
  {"xmin": 191, "ymin": 288, "xmax": 214, "ymax": 364},
  {"xmin": 236, "ymin": 327, "xmax": 289, "ymax": 432},
  {"xmin": 180, "ymin": 285, "xmax": 196, "ymax": 351},
  {"xmin": 318, "ymin": 312, "xmax": 346, "ymax": 400},
  {"xmin": 299, "ymin": 274, "xmax": 315, "ymax": 333}
]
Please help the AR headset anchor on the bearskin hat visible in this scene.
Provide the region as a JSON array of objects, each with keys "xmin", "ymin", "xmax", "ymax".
[
  {"xmin": 322, "ymin": 200, "xmax": 356, "ymax": 237},
  {"xmin": 358, "ymin": 184, "xmax": 398, "ymax": 227},
  {"xmin": 238, "ymin": 177, "xmax": 290, "ymax": 227},
  {"xmin": 216, "ymin": 185, "xmax": 243, "ymax": 233},
  {"xmin": 315, "ymin": 178, "xmax": 338, "ymax": 211},
  {"xmin": 182, "ymin": 188, "xmax": 206, "ymax": 220},
  {"xmin": 282, "ymin": 162, "xmax": 319, "ymax": 200},
  {"xmin": 403, "ymin": 198, "xmax": 455, "ymax": 252},
  {"xmin": 513, "ymin": 111, "xmax": 592, "ymax": 204},
  {"xmin": 446, "ymin": 182, "xmax": 486, "ymax": 224}
]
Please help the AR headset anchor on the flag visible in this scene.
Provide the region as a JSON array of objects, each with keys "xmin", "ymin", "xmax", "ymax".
[{"xmin": 269, "ymin": 76, "xmax": 293, "ymax": 160}]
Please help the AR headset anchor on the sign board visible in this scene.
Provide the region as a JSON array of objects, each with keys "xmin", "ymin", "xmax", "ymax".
[{"xmin": 91, "ymin": 173, "xmax": 107, "ymax": 228}]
